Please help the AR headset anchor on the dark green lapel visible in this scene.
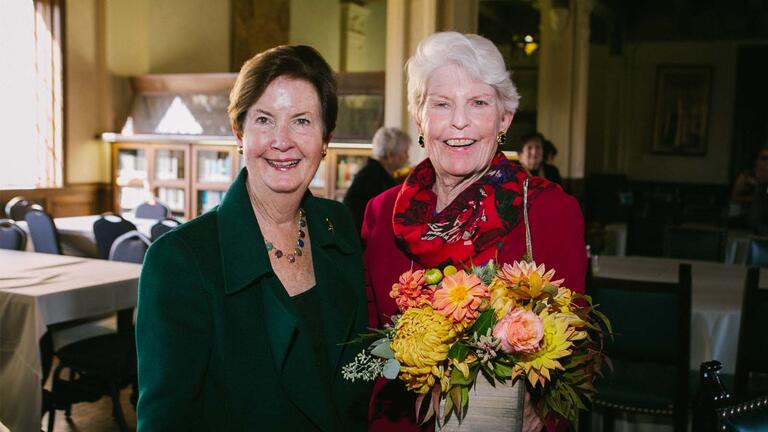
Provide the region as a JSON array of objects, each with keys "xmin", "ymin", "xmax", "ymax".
[{"xmin": 304, "ymin": 196, "xmax": 360, "ymax": 375}]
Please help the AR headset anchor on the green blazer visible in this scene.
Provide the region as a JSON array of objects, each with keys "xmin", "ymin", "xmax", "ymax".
[{"xmin": 136, "ymin": 169, "xmax": 371, "ymax": 431}]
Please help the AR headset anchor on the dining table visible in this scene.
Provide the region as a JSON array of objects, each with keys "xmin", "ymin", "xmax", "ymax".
[
  {"xmin": 18, "ymin": 213, "xmax": 160, "ymax": 257},
  {"xmin": 0, "ymin": 249, "xmax": 141, "ymax": 432},
  {"xmin": 593, "ymin": 255, "xmax": 764, "ymax": 431}
]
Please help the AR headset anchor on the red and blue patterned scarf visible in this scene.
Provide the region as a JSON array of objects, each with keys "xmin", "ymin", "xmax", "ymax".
[{"xmin": 392, "ymin": 152, "xmax": 554, "ymax": 268}]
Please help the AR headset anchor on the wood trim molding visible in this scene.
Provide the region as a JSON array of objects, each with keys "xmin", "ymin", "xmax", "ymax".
[{"xmin": 0, "ymin": 183, "xmax": 112, "ymax": 218}]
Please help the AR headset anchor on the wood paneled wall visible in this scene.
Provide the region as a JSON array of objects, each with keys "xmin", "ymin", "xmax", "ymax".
[{"xmin": 0, "ymin": 183, "xmax": 112, "ymax": 218}]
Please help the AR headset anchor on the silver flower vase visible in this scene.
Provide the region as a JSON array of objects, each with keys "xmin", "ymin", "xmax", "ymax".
[{"xmin": 438, "ymin": 377, "xmax": 524, "ymax": 432}]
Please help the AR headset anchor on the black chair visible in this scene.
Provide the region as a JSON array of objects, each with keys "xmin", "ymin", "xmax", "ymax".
[
  {"xmin": 746, "ymin": 239, "xmax": 768, "ymax": 267},
  {"xmin": 109, "ymin": 230, "xmax": 151, "ymax": 264},
  {"xmin": 589, "ymin": 264, "xmax": 692, "ymax": 432},
  {"xmin": 24, "ymin": 206, "xmax": 62, "ymax": 255},
  {"xmin": 696, "ymin": 360, "xmax": 768, "ymax": 432},
  {"xmin": 734, "ymin": 267, "xmax": 768, "ymax": 397},
  {"xmin": 665, "ymin": 225, "xmax": 726, "ymax": 262},
  {"xmin": 150, "ymin": 217, "xmax": 181, "ymax": 241},
  {"xmin": 4, "ymin": 195, "xmax": 38, "ymax": 220},
  {"xmin": 0, "ymin": 218, "xmax": 27, "ymax": 250},
  {"xmin": 46, "ymin": 330, "xmax": 136, "ymax": 432},
  {"xmin": 134, "ymin": 200, "xmax": 171, "ymax": 219},
  {"xmin": 93, "ymin": 213, "xmax": 137, "ymax": 260}
]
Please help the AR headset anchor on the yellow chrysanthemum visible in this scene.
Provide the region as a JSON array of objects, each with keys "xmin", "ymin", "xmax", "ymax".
[
  {"xmin": 497, "ymin": 261, "xmax": 564, "ymax": 303},
  {"xmin": 433, "ymin": 271, "xmax": 488, "ymax": 327},
  {"xmin": 512, "ymin": 310, "xmax": 578, "ymax": 388},
  {"xmin": 392, "ymin": 307, "xmax": 458, "ymax": 394}
]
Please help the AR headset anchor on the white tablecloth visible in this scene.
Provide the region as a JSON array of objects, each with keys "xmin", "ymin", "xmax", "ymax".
[
  {"xmin": 18, "ymin": 214, "xmax": 159, "ymax": 257},
  {"xmin": 0, "ymin": 250, "xmax": 140, "ymax": 432},
  {"xmin": 592, "ymin": 255, "xmax": 761, "ymax": 432}
]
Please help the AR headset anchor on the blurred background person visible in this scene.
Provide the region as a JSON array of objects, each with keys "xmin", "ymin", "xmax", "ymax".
[
  {"xmin": 344, "ymin": 126, "xmax": 411, "ymax": 234},
  {"xmin": 517, "ymin": 132, "xmax": 562, "ymax": 185},
  {"xmin": 731, "ymin": 147, "xmax": 768, "ymax": 228},
  {"xmin": 542, "ymin": 138, "xmax": 563, "ymax": 185}
]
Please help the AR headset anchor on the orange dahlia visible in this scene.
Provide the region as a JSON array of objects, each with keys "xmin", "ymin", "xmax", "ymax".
[
  {"xmin": 390, "ymin": 269, "xmax": 431, "ymax": 312},
  {"xmin": 496, "ymin": 260, "xmax": 564, "ymax": 302},
  {"xmin": 432, "ymin": 271, "xmax": 488, "ymax": 327}
]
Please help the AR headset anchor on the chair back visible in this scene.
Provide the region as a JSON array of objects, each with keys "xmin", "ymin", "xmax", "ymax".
[
  {"xmin": 150, "ymin": 217, "xmax": 181, "ymax": 241},
  {"xmin": 93, "ymin": 213, "xmax": 137, "ymax": 259},
  {"xmin": 0, "ymin": 219, "xmax": 27, "ymax": 250},
  {"xmin": 590, "ymin": 263, "xmax": 692, "ymax": 431},
  {"xmin": 697, "ymin": 360, "xmax": 768, "ymax": 432},
  {"xmin": 4, "ymin": 196, "xmax": 38, "ymax": 220},
  {"xmin": 591, "ymin": 264, "xmax": 692, "ymax": 364},
  {"xmin": 109, "ymin": 230, "xmax": 151, "ymax": 263},
  {"xmin": 24, "ymin": 207, "xmax": 62, "ymax": 254},
  {"xmin": 665, "ymin": 226, "xmax": 726, "ymax": 262},
  {"xmin": 134, "ymin": 201, "xmax": 171, "ymax": 219},
  {"xmin": 746, "ymin": 240, "xmax": 768, "ymax": 267},
  {"xmin": 735, "ymin": 267, "xmax": 768, "ymax": 396}
]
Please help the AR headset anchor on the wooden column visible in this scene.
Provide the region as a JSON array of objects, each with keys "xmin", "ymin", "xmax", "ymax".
[{"xmin": 537, "ymin": 0, "xmax": 592, "ymax": 180}]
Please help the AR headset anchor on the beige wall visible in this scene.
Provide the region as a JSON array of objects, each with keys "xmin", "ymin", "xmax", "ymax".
[
  {"xmin": 290, "ymin": 0, "xmax": 341, "ymax": 70},
  {"xmin": 66, "ymin": 0, "xmax": 111, "ymax": 184},
  {"xmin": 587, "ymin": 41, "xmax": 738, "ymax": 184},
  {"xmin": 148, "ymin": 0, "xmax": 230, "ymax": 73}
]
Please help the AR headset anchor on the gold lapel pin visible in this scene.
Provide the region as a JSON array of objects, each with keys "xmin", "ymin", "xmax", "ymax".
[{"xmin": 325, "ymin": 218, "xmax": 334, "ymax": 233}]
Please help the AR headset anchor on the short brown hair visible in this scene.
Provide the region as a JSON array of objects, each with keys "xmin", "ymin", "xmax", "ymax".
[{"xmin": 228, "ymin": 45, "xmax": 337, "ymax": 142}]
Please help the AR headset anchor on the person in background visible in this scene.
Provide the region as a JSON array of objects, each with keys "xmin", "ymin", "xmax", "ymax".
[
  {"xmin": 731, "ymin": 147, "xmax": 768, "ymax": 228},
  {"xmin": 136, "ymin": 45, "xmax": 370, "ymax": 431},
  {"xmin": 517, "ymin": 132, "xmax": 561, "ymax": 185},
  {"xmin": 343, "ymin": 127, "xmax": 411, "ymax": 234},
  {"xmin": 541, "ymin": 138, "xmax": 563, "ymax": 185}
]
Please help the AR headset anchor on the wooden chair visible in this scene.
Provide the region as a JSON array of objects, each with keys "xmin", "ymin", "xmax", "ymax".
[
  {"xmin": 589, "ymin": 264, "xmax": 692, "ymax": 432},
  {"xmin": 696, "ymin": 360, "xmax": 768, "ymax": 432},
  {"xmin": 665, "ymin": 225, "xmax": 726, "ymax": 262},
  {"xmin": 735, "ymin": 267, "xmax": 768, "ymax": 397}
]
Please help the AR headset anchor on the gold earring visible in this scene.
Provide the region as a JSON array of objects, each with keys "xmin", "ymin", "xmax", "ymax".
[
  {"xmin": 418, "ymin": 135, "xmax": 425, "ymax": 148},
  {"xmin": 322, "ymin": 147, "xmax": 328, "ymax": 158},
  {"xmin": 237, "ymin": 146, "xmax": 244, "ymax": 155},
  {"xmin": 496, "ymin": 131, "xmax": 506, "ymax": 146}
]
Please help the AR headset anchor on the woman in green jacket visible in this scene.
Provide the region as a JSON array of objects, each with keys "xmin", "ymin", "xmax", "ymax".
[{"xmin": 136, "ymin": 45, "xmax": 370, "ymax": 431}]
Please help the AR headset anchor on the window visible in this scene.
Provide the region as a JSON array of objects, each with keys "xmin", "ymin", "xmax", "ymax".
[{"xmin": 0, "ymin": 0, "xmax": 63, "ymax": 189}]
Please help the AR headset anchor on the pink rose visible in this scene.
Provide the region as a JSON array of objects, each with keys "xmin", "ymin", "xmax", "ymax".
[{"xmin": 493, "ymin": 309, "xmax": 544, "ymax": 354}]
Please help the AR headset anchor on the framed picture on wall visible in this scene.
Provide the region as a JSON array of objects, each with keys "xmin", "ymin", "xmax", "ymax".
[{"xmin": 651, "ymin": 66, "xmax": 712, "ymax": 156}]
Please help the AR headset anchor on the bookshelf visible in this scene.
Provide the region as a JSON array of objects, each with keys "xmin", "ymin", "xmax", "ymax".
[{"xmin": 111, "ymin": 141, "xmax": 370, "ymax": 219}]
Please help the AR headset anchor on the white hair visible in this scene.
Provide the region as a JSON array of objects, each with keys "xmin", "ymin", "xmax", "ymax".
[
  {"xmin": 371, "ymin": 127, "xmax": 410, "ymax": 159},
  {"xmin": 406, "ymin": 31, "xmax": 520, "ymax": 123}
]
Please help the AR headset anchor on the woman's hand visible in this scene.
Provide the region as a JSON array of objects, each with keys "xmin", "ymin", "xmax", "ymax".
[{"xmin": 522, "ymin": 389, "xmax": 544, "ymax": 432}]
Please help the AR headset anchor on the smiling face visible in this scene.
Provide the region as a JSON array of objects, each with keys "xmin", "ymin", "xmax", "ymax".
[
  {"xmin": 418, "ymin": 64, "xmax": 513, "ymax": 185},
  {"xmin": 237, "ymin": 76, "xmax": 325, "ymax": 197},
  {"xmin": 519, "ymin": 138, "xmax": 543, "ymax": 173}
]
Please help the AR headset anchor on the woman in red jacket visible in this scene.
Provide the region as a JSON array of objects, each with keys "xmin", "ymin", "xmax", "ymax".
[{"xmin": 362, "ymin": 31, "xmax": 586, "ymax": 432}]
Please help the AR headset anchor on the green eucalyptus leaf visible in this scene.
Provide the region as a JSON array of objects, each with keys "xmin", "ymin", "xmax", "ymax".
[
  {"xmin": 371, "ymin": 341, "xmax": 395, "ymax": 359},
  {"xmin": 382, "ymin": 358, "xmax": 400, "ymax": 379}
]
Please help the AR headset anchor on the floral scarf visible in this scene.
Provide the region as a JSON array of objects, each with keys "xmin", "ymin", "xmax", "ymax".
[{"xmin": 392, "ymin": 152, "xmax": 554, "ymax": 268}]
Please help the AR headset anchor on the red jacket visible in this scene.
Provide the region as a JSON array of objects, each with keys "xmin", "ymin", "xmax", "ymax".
[{"xmin": 362, "ymin": 184, "xmax": 587, "ymax": 431}]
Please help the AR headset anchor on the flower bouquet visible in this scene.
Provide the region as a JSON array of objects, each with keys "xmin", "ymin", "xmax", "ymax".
[{"xmin": 343, "ymin": 259, "xmax": 611, "ymax": 430}]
